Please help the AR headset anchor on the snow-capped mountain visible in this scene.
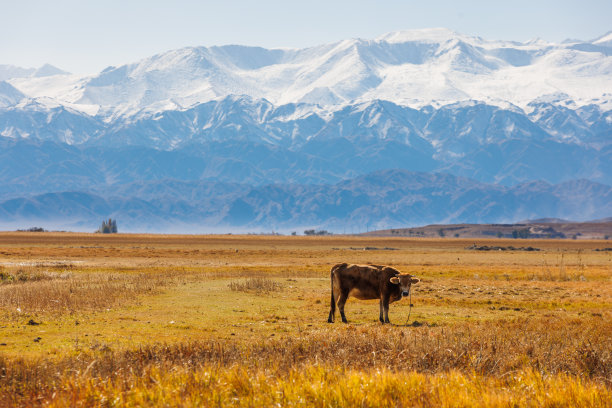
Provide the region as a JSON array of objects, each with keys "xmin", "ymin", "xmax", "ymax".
[
  {"xmin": 1, "ymin": 29, "xmax": 611, "ymax": 231},
  {"xmin": 5, "ymin": 28, "xmax": 612, "ymax": 117}
]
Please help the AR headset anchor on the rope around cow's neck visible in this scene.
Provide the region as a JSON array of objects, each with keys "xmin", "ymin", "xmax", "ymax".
[{"xmin": 404, "ymin": 287, "xmax": 413, "ymax": 326}]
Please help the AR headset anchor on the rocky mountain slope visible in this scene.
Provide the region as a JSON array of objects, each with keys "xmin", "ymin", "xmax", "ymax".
[{"xmin": 0, "ymin": 97, "xmax": 610, "ymax": 188}]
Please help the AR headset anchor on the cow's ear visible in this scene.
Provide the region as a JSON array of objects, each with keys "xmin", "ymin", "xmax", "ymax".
[
  {"xmin": 410, "ymin": 277, "xmax": 420, "ymax": 284},
  {"xmin": 390, "ymin": 277, "xmax": 400, "ymax": 284}
]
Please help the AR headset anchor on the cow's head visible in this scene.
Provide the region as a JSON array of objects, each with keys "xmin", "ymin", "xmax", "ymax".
[{"xmin": 389, "ymin": 274, "xmax": 420, "ymax": 297}]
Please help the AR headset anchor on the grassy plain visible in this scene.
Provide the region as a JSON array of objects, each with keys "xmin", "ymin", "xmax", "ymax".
[{"xmin": 0, "ymin": 232, "xmax": 611, "ymax": 406}]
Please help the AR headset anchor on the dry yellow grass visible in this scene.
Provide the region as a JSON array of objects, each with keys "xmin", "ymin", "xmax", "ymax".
[
  {"xmin": 3, "ymin": 366, "xmax": 610, "ymax": 407},
  {"xmin": 2, "ymin": 319, "xmax": 611, "ymax": 406},
  {"xmin": 0, "ymin": 232, "xmax": 610, "ymax": 406}
]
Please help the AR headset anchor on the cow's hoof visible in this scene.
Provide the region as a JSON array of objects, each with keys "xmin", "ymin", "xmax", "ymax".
[
  {"xmin": 342, "ymin": 319, "xmax": 348, "ymax": 324},
  {"xmin": 327, "ymin": 319, "xmax": 334, "ymax": 323},
  {"xmin": 384, "ymin": 320, "xmax": 390, "ymax": 324}
]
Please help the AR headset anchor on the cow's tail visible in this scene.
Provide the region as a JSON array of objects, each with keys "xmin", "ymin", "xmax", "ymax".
[{"xmin": 328, "ymin": 263, "xmax": 347, "ymax": 323}]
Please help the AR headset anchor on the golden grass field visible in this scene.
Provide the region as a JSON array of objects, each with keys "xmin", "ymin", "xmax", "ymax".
[{"xmin": 0, "ymin": 232, "xmax": 611, "ymax": 407}]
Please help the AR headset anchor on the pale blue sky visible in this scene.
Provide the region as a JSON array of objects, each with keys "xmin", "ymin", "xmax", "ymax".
[{"xmin": 2, "ymin": 0, "xmax": 611, "ymax": 74}]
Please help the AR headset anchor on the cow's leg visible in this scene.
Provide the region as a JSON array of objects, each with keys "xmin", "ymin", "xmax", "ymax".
[
  {"xmin": 383, "ymin": 295, "xmax": 391, "ymax": 324},
  {"xmin": 328, "ymin": 290, "xmax": 338, "ymax": 323},
  {"xmin": 328, "ymin": 281, "xmax": 342, "ymax": 323},
  {"xmin": 379, "ymin": 299, "xmax": 385, "ymax": 323},
  {"xmin": 328, "ymin": 285, "xmax": 336, "ymax": 323},
  {"xmin": 337, "ymin": 290, "xmax": 349, "ymax": 323}
]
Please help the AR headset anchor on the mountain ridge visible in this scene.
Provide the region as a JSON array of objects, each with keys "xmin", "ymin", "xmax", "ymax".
[
  {"xmin": 1, "ymin": 170, "xmax": 609, "ymax": 233},
  {"xmin": 1, "ymin": 97, "xmax": 609, "ymax": 187}
]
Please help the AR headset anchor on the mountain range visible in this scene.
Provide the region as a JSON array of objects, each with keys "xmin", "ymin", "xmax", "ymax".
[
  {"xmin": 1, "ymin": 170, "xmax": 609, "ymax": 233},
  {"xmin": 4, "ymin": 28, "xmax": 612, "ymax": 114},
  {"xmin": 0, "ymin": 28, "xmax": 611, "ymax": 232}
]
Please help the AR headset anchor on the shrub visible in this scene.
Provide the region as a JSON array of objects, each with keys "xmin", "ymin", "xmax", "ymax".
[{"xmin": 228, "ymin": 277, "xmax": 283, "ymax": 293}]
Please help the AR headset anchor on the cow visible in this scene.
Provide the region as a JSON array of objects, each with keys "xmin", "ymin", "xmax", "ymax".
[{"xmin": 327, "ymin": 263, "xmax": 420, "ymax": 324}]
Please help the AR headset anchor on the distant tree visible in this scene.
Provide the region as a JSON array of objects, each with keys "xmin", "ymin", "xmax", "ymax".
[
  {"xmin": 17, "ymin": 227, "xmax": 47, "ymax": 232},
  {"xmin": 304, "ymin": 229, "xmax": 316, "ymax": 236},
  {"xmin": 438, "ymin": 228, "xmax": 445, "ymax": 237},
  {"xmin": 98, "ymin": 218, "xmax": 118, "ymax": 234},
  {"xmin": 497, "ymin": 231, "xmax": 503, "ymax": 238},
  {"xmin": 512, "ymin": 228, "xmax": 530, "ymax": 239}
]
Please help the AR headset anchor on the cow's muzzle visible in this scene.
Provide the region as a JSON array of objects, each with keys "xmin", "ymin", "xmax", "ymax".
[{"xmin": 402, "ymin": 291, "xmax": 409, "ymax": 297}]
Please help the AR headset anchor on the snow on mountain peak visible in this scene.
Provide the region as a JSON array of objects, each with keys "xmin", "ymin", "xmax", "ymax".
[
  {"xmin": 33, "ymin": 64, "xmax": 70, "ymax": 77},
  {"xmin": 592, "ymin": 30, "xmax": 612, "ymax": 47},
  {"xmin": 4, "ymin": 29, "xmax": 612, "ymax": 117},
  {"xmin": 0, "ymin": 81, "xmax": 26, "ymax": 107},
  {"xmin": 0, "ymin": 64, "xmax": 69, "ymax": 81}
]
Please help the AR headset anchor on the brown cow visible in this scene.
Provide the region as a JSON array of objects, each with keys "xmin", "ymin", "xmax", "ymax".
[{"xmin": 327, "ymin": 263, "xmax": 420, "ymax": 324}]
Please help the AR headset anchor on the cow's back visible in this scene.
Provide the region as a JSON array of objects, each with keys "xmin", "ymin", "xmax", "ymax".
[{"xmin": 334, "ymin": 264, "xmax": 382, "ymax": 300}]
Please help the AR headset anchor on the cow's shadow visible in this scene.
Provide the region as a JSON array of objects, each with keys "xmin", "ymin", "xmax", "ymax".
[
  {"xmin": 332, "ymin": 320, "xmax": 426, "ymax": 327},
  {"xmin": 388, "ymin": 320, "xmax": 425, "ymax": 327}
]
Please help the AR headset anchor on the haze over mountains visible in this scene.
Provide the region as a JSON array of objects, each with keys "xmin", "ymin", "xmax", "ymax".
[{"xmin": 0, "ymin": 29, "xmax": 611, "ymax": 232}]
